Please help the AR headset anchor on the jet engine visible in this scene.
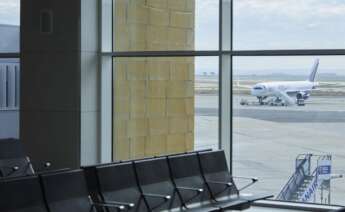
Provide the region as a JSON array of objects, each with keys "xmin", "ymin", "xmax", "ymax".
[{"xmin": 296, "ymin": 92, "xmax": 309, "ymax": 100}]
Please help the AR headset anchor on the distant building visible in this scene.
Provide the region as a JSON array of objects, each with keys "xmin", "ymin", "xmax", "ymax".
[{"xmin": 0, "ymin": 24, "xmax": 20, "ymax": 139}]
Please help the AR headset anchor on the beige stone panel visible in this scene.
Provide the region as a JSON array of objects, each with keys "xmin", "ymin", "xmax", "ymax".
[
  {"xmin": 114, "ymin": 25, "xmax": 130, "ymax": 51},
  {"xmin": 128, "ymin": 119, "xmax": 148, "ymax": 138},
  {"xmin": 145, "ymin": 135, "xmax": 167, "ymax": 156},
  {"xmin": 114, "ymin": 119, "xmax": 128, "ymax": 138},
  {"xmin": 167, "ymin": 134, "xmax": 186, "ymax": 154},
  {"xmin": 170, "ymin": 62, "xmax": 192, "ymax": 80},
  {"xmin": 149, "ymin": 7, "xmax": 170, "ymax": 26},
  {"xmin": 130, "ymin": 81, "xmax": 146, "ymax": 98},
  {"xmin": 168, "ymin": 28, "xmax": 187, "ymax": 49},
  {"xmin": 148, "ymin": 118, "xmax": 169, "ymax": 136},
  {"xmin": 114, "ymin": 98, "xmax": 130, "ymax": 114},
  {"xmin": 114, "ymin": 93, "xmax": 130, "ymax": 120},
  {"xmin": 147, "ymin": 60, "xmax": 170, "ymax": 80},
  {"xmin": 127, "ymin": 60, "xmax": 147, "ymax": 80},
  {"xmin": 147, "ymin": 26, "xmax": 169, "ymax": 50},
  {"xmin": 185, "ymin": 98, "xmax": 194, "ymax": 115},
  {"xmin": 129, "ymin": 24, "xmax": 147, "ymax": 44},
  {"xmin": 167, "ymin": 99, "xmax": 186, "ymax": 117},
  {"xmin": 167, "ymin": 81, "xmax": 193, "ymax": 98},
  {"xmin": 147, "ymin": 81, "xmax": 167, "ymax": 98},
  {"xmin": 147, "ymin": 43, "xmax": 171, "ymax": 51},
  {"xmin": 130, "ymin": 136, "xmax": 146, "ymax": 159},
  {"xmin": 147, "ymin": 0, "xmax": 168, "ymax": 9},
  {"xmin": 186, "ymin": 29, "xmax": 195, "ymax": 49},
  {"xmin": 114, "ymin": 0, "xmax": 128, "ymax": 25},
  {"xmin": 130, "ymin": 42, "xmax": 147, "ymax": 51},
  {"xmin": 147, "ymin": 98, "xmax": 166, "ymax": 117},
  {"xmin": 188, "ymin": 116, "xmax": 194, "ymax": 132},
  {"xmin": 114, "ymin": 61, "xmax": 127, "ymax": 81},
  {"xmin": 185, "ymin": 133, "xmax": 194, "ymax": 151},
  {"xmin": 114, "ymin": 137, "xmax": 130, "ymax": 160},
  {"xmin": 114, "ymin": 81, "xmax": 130, "ymax": 99},
  {"xmin": 186, "ymin": 0, "xmax": 195, "ymax": 12},
  {"xmin": 127, "ymin": 2, "xmax": 149, "ymax": 24},
  {"xmin": 130, "ymin": 97, "xmax": 146, "ymax": 118},
  {"xmin": 168, "ymin": 0, "xmax": 187, "ymax": 11},
  {"xmin": 169, "ymin": 117, "xmax": 188, "ymax": 134},
  {"xmin": 170, "ymin": 11, "xmax": 194, "ymax": 28}
]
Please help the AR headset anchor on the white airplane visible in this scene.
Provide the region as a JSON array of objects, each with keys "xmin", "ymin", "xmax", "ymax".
[{"xmin": 250, "ymin": 59, "xmax": 320, "ymax": 106}]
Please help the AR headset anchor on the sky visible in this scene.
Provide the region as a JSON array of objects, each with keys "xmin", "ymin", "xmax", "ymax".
[
  {"xmin": 194, "ymin": 0, "xmax": 345, "ymax": 75},
  {"xmin": 0, "ymin": 0, "xmax": 344, "ymax": 74},
  {"xmin": 0, "ymin": 0, "xmax": 20, "ymax": 26}
]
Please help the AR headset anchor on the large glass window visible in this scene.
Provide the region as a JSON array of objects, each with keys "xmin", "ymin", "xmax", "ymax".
[
  {"xmin": 234, "ymin": 0, "xmax": 345, "ymax": 50},
  {"xmin": 106, "ymin": 0, "xmax": 345, "ymax": 208},
  {"xmin": 233, "ymin": 56, "xmax": 345, "ymax": 205},
  {"xmin": 0, "ymin": 0, "xmax": 20, "ymax": 139}
]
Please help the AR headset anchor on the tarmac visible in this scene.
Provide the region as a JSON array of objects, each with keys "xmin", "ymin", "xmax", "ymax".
[{"xmin": 195, "ymin": 94, "xmax": 345, "ymax": 206}]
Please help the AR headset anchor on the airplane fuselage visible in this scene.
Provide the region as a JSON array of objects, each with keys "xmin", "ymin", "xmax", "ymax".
[{"xmin": 251, "ymin": 81, "xmax": 318, "ymax": 99}]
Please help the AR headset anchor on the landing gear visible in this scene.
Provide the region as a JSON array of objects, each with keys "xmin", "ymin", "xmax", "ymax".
[{"xmin": 257, "ymin": 96, "xmax": 267, "ymax": 105}]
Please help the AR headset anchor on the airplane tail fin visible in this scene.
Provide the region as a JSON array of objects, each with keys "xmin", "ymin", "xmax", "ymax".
[{"xmin": 308, "ymin": 59, "xmax": 319, "ymax": 82}]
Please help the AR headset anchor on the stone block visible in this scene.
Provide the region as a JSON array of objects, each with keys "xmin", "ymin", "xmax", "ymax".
[
  {"xmin": 171, "ymin": 62, "xmax": 193, "ymax": 80},
  {"xmin": 147, "ymin": 81, "xmax": 167, "ymax": 98},
  {"xmin": 128, "ymin": 118, "xmax": 148, "ymax": 137},
  {"xmin": 167, "ymin": 81, "xmax": 193, "ymax": 98},
  {"xmin": 149, "ymin": 7, "xmax": 170, "ymax": 26},
  {"xmin": 130, "ymin": 136, "xmax": 146, "ymax": 159},
  {"xmin": 114, "ymin": 137, "xmax": 130, "ymax": 160},
  {"xmin": 167, "ymin": 99, "xmax": 186, "ymax": 117},
  {"xmin": 167, "ymin": 134, "xmax": 186, "ymax": 153},
  {"xmin": 148, "ymin": 118, "xmax": 169, "ymax": 135},
  {"xmin": 145, "ymin": 135, "xmax": 167, "ymax": 156},
  {"xmin": 148, "ymin": 60, "xmax": 170, "ymax": 80},
  {"xmin": 147, "ymin": 98, "xmax": 166, "ymax": 117},
  {"xmin": 127, "ymin": 61, "xmax": 147, "ymax": 80},
  {"xmin": 147, "ymin": 0, "xmax": 168, "ymax": 9},
  {"xmin": 130, "ymin": 97, "xmax": 146, "ymax": 118},
  {"xmin": 169, "ymin": 117, "xmax": 188, "ymax": 133},
  {"xmin": 147, "ymin": 26, "xmax": 169, "ymax": 48},
  {"xmin": 168, "ymin": 0, "xmax": 187, "ymax": 11},
  {"xmin": 170, "ymin": 11, "xmax": 194, "ymax": 28}
]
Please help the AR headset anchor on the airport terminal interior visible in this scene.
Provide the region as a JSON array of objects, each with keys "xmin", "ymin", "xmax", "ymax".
[{"xmin": 1, "ymin": 0, "xmax": 345, "ymax": 211}]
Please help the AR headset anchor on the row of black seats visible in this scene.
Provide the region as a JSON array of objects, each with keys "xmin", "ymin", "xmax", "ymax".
[
  {"xmin": 0, "ymin": 150, "xmax": 272, "ymax": 212},
  {"xmin": 0, "ymin": 139, "xmax": 51, "ymax": 178}
]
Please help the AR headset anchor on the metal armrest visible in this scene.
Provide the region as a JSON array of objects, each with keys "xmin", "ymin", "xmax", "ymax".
[
  {"xmin": 232, "ymin": 176, "xmax": 259, "ymax": 192},
  {"xmin": 232, "ymin": 176, "xmax": 258, "ymax": 183},
  {"xmin": 91, "ymin": 202, "xmax": 126, "ymax": 211},
  {"xmin": 142, "ymin": 193, "xmax": 171, "ymax": 201},
  {"xmin": 103, "ymin": 200, "xmax": 135, "ymax": 208},
  {"xmin": 207, "ymin": 180, "xmax": 233, "ymax": 187},
  {"xmin": 176, "ymin": 186, "xmax": 204, "ymax": 193}
]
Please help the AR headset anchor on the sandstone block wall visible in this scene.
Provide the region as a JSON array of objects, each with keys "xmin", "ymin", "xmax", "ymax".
[{"xmin": 113, "ymin": 0, "xmax": 195, "ymax": 160}]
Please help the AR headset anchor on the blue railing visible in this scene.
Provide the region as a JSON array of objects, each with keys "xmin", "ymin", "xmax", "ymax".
[{"xmin": 276, "ymin": 154, "xmax": 312, "ymax": 200}]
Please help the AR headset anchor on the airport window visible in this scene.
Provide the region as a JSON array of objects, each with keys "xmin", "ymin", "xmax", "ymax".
[
  {"xmin": 233, "ymin": 56, "xmax": 345, "ymax": 206},
  {"xmin": 0, "ymin": 0, "xmax": 20, "ymax": 139},
  {"xmin": 104, "ymin": 0, "xmax": 345, "ymax": 208},
  {"xmin": 233, "ymin": 0, "xmax": 345, "ymax": 50}
]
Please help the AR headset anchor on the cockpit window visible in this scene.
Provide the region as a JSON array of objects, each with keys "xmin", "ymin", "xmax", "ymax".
[{"xmin": 254, "ymin": 87, "xmax": 263, "ymax": 90}]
